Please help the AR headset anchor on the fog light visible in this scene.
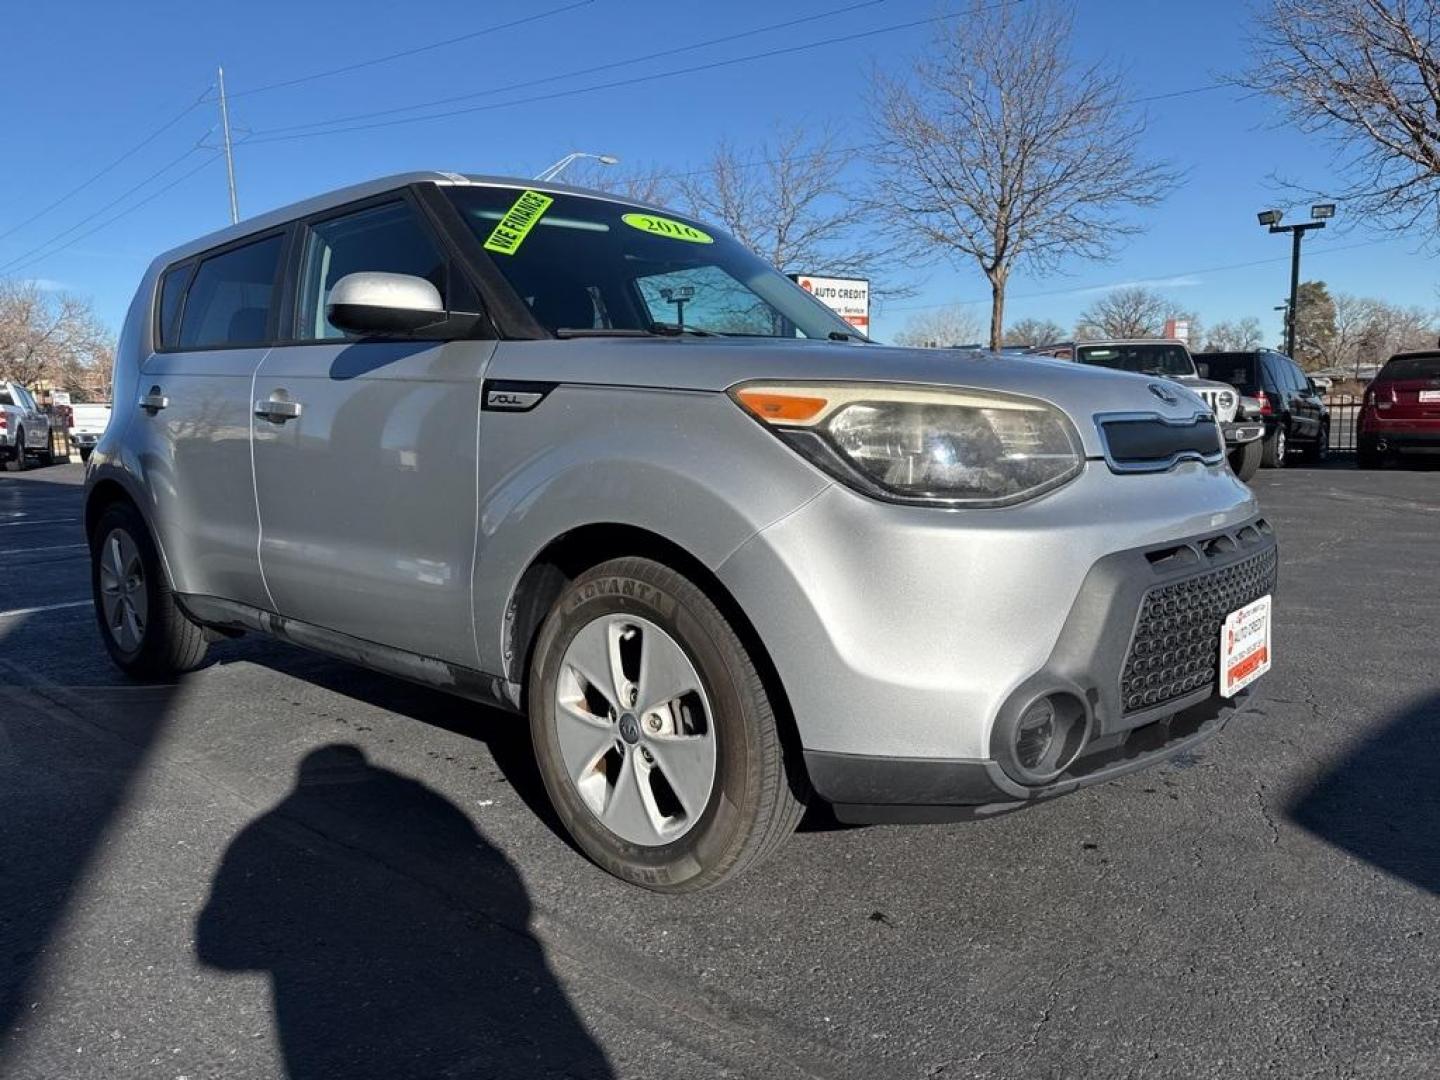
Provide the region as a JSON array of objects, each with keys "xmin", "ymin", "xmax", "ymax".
[{"xmin": 998, "ymin": 692, "xmax": 1089, "ymax": 786}]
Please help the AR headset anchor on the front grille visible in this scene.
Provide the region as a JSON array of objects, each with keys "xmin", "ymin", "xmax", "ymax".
[
  {"xmin": 1121, "ymin": 546, "xmax": 1278, "ymax": 713},
  {"xmin": 1099, "ymin": 414, "xmax": 1224, "ymax": 472},
  {"xmin": 1194, "ymin": 387, "xmax": 1236, "ymax": 423}
]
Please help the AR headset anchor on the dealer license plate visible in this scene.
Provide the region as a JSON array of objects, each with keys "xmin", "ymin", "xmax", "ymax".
[
  {"xmin": 1220, "ymin": 595, "xmax": 1271, "ymax": 697},
  {"xmin": 1419, "ymin": 389, "xmax": 1440, "ymax": 402}
]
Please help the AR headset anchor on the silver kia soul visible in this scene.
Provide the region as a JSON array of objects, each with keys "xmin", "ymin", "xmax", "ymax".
[{"xmin": 87, "ymin": 172, "xmax": 1277, "ymax": 891}]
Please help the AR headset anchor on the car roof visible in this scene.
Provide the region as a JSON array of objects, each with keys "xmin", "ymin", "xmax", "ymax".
[
  {"xmin": 1388, "ymin": 350, "xmax": 1440, "ymax": 361},
  {"xmin": 1039, "ymin": 338, "xmax": 1189, "ymax": 349},
  {"xmin": 151, "ymin": 171, "xmax": 673, "ymax": 269}
]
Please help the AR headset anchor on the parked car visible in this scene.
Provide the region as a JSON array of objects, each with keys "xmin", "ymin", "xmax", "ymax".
[
  {"xmin": 0, "ymin": 380, "xmax": 55, "ymax": 470},
  {"xmin": 69, "ymin": 402, "xmax": 113, "ymax": 461},
  {"xmin": 1357, "ymin": 351, "xmax": 1440, "ymax": 467},
  {"xmin": 86, "ymin": 172, "xmax": 1277, "ymax": 891},
  {"xmin": 1030, "ymin": 339, "xmax": 1266, "ymax": 472},
  {"xmin": 1192, "ymin": 349, "xmax": 1330, "ymax": 467}
]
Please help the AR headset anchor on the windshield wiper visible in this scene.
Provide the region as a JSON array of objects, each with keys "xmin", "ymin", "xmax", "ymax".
[
  {"xmin": 648, "ymin": 321, "xmax": 720, "ymax": 337},
  {"xmin": 553, "ymin": 327, "xmax": 657, "ymax": 338}
]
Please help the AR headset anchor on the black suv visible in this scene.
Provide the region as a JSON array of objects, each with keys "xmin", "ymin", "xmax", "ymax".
[{"xmin": 1193, "ymin": 349, "xmax": 1329, "ymax": 467}]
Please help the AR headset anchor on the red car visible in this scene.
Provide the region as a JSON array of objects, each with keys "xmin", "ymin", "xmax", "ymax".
[{"xmin": 1358, "ymin": 351, "xmax": 1440, "ymax": 467}]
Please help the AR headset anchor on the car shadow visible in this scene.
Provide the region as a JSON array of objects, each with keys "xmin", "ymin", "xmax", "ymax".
[
  {"xmin": 195, "ymin": 743, "xmax": 613, "ymax": 1079},
  {"xmin": 1288, "ymin": 691, "xmax": 1440, "ymax": 895}
]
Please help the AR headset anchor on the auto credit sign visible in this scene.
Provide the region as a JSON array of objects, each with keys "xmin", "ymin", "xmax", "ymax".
[{"xmin": 791, "ymin": 274, "xmax": 869, "ymax": 331}]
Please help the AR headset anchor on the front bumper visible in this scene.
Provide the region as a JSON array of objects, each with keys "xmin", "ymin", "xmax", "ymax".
[
  {"xmin": 716, "ymin": 461, "xmax": 1273, "ymax": 814},
  {"xmin": 71, "ymin": 432, "xmax": 99, "ymax": 448},
  {"xmin": 1222, "ymin": 420, "xmax": 1265, "ymax": 446}
]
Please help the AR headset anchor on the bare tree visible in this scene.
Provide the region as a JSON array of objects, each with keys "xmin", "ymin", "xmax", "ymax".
[
  {"xmin": 1075, "ymin": 287, "xmax": 1170, "ymax": 339},
  {"xmin": 566, "ymin": 159, "xmax": 675, "ymax": 207},
  {"xmin": 890, "ymin": 304, "xmax": 983, "ymax": 348},
  {"xmin": 1004, "ymin": 317, "xmax": 1067, "ymax": 347},
  {"xmin": 867, "ymin": 1, "xmax": 1178, "ymax": 349},
  {"xmin": 1202, "ymin": 317, "xmax": 1266, "ymax": 351},
  {"xmin": 0, "ymin": 279, "xmax": 113, "ymax": 392},
  {"xmin": 1319, "ymin": 292, "xmax": 1382, "ymax": 367},
  {"xmin": 673, "ymin": 126, "xmax": 883, "ymax": 280},
  {"xmin": 1240, "ymin": 0, "xmax": 1440, "ymax": 237}
]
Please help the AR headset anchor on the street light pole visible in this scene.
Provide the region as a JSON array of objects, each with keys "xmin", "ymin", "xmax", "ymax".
[
  {"xmin": 534, "ymin": 151, "xmax": 619, "ymax": 182},
  {"xmin": 1256, "ymin": 204, "xmax": 1334, "ymax": 360}
]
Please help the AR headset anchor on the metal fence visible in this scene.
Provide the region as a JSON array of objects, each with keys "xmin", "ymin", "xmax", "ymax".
[{"xmin": 1326, "ymin": 395, "xmax": 1361, "ymax": 453}]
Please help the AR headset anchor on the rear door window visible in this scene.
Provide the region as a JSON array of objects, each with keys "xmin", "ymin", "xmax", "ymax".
[
  {"xmin": 176, "ymin": 234, "xmax": 285, "ymax": 349},
  {"xmin": 295, "ymin": 201, "xmax": 448, "ymax": 340}
]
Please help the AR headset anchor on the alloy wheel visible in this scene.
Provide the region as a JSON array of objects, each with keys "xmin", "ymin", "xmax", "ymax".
[
  {"xmin": 98, "ymin": 528, "xmax": 147, "ymax": 654},
  {"xmin": 554, "ymin": 614, "xmax": 717, "ymax": 846}
]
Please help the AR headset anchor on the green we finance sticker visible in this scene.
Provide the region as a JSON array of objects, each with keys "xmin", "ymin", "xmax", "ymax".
[
  {"xmin": 483, "ymin": 190, "xmax": 555, "ymax": 255},
  {"xmin": 622, "ymin": 213, "xmax": 713, "ymax": 244}
]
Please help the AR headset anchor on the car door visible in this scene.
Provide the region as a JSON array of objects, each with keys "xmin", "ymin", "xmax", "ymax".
[
  {"xmin": 14, "ymin": 386, "xmax": 45, "ymax": 451},
  {"xmin": 136, "ymin": 232, "xmax": 286, "ymax": 609},
  {"xmin": 251, "ymin": 193, "xmax": 494, "ymax": 666},
  {"xmin": 1283, "ymin": 357, "xmax": 1319, "ymax": 438}
]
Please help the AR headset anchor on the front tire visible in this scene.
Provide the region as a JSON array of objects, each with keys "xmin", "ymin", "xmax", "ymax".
[
  {"xmin": 1299, "ymin": 423, "xmax": 1329, "ymax": 464},
  {"xmin": 528, "ymin": 557, "xmax": 807, "ymax": 892},
  {"xmin": 8, "ymin": 428, "xmax": 28, "ymax": 471},
  {"xmin": 1229, "ymin": 438, "xmax": 1263, "ymax": 482},
  {"xmin": 90, "ymin": 501, "xmax": 209, "ymax": 679}
]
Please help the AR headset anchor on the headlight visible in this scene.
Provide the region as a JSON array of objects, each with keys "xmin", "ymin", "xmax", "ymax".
[
  {"xmin": 1218, "ymin": 390, "xmax": 1236, "ymax": 414},
  {"xmin": 732, "ymin": 382, "xmax": 1083, "ymax": 507}
]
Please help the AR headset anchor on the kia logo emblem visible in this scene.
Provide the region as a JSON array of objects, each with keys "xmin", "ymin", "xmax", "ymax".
[{"xmin": 1148, "ymin": 383, "xmax": 1180, "ymax": 406}]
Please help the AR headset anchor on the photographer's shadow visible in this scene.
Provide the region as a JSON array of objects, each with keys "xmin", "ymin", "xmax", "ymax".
[{"xmin": 196, "ymin": 744, "xmax": 612, "ymax": 1079}]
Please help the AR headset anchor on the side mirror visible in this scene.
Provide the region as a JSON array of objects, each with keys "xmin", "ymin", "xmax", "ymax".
[{"xmin": 327, "ymin": 272, "xmax": 445, "ymax": 335}]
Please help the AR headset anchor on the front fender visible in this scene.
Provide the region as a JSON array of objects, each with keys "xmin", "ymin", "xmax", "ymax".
[{"xmin": 470, "ymin": 385, "xmax": 830, "ymax": 675}]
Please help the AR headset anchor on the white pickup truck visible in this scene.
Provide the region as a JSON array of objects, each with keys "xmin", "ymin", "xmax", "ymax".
[
  {"xmin": 0, "ymin": 381, "xmax": 55, "ymax": 471},
  {"xmin": 69, "ymin": 402, "xmax": 113, "ymax": 461}
]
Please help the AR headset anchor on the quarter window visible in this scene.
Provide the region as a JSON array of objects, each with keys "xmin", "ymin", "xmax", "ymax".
[
  {"xmin": 156, "ymin": 262, "xmax": 191, "ymax": 348},
  {"xmin": 176, "ymin": 234, "xmax": 284, "ymax": 349},
  {"xmin": 297, "ymin": 201, "xmax": 447, "ymax": 340}
]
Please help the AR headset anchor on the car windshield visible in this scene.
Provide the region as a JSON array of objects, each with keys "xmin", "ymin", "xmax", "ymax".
[
  {"xmin": 1379, "ymin": 354, "xmax": 1440, "ymax": 381},
  {"xmin": 1075, "ymin": 343, "xmax": 1195, "ymax": 377},
  {"xmin": 1193, "ymin": 353, "xmax": 1259, "ymax": 393},
  {"xmin": 446, "ymin": 186, "xmax": 859, "ymax": 340}
]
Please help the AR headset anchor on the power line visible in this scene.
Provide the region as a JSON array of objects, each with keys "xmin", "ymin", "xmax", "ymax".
[
  {"xmin": 225, "ymin": 0, "xmax": 598, "ymax": 99},
  {"xmin": 1, "ymin": 154, "xmax": 223, "ymax": 277},
  {"xmin": 246, "ymin": 1, "xmax": 1031, "ymax": 145},
  {"xmin": 256, "ymin": 0, "xmax": 893, "ymax": 137},
  {"xmin": 0, "ymin": 89, "xmax": 210, "ymax": 244},
  {"xmin": 0, "ymin": 145, "xmax": 207, "ymax": 275}
]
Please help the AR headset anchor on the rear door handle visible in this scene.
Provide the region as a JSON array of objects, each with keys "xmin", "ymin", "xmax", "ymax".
[
  {"xmin": 254, "ymin": 398, "xmax": 303, "ymax": 423},
  {"xmin": 138, "ymin": 388, "xmax": 168, "ymax": 413}
]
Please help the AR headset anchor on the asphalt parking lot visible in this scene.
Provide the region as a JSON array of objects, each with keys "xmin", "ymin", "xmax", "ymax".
[{"xmin": 1, "ymin": 460, "xmax": 1436, "ymax": 1080}]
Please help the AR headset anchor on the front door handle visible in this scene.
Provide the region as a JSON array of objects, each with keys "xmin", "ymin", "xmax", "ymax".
[
  {"xmin": 254, "ymin": 398, "xmax": 303, "ymax": 423},
  {"xmin": 138, "ymin": 387, "xmax": 168, "ymax": 414}
]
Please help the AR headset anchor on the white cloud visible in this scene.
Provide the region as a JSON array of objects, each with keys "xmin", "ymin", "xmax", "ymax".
[{"xmin": 1075, "ymin": 275, "xmax": 1203, "ymax": 295}]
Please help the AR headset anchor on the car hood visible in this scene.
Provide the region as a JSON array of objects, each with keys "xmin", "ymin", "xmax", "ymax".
[{"xmin": 493, "ymin": 337, "xmax": 1212, "ymax": 457}]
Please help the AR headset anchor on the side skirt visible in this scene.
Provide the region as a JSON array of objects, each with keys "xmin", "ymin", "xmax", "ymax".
[{"xmin": 175, "ymin": 593, "xmax": 524, "ymax": 714}]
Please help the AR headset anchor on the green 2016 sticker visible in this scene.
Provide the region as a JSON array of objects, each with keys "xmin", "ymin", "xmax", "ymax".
[
  {"xmin": 622, "ymin": 213, "xmax": 713, "ymax": 244},
  {"xmin": 483, "ymin": 189, "xmax": 555, "ymax": 255}
]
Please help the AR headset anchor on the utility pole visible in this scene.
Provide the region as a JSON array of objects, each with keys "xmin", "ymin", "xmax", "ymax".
[{"xmin": 217, "ymin": 65, "xmax": 239, "ymax": 224}]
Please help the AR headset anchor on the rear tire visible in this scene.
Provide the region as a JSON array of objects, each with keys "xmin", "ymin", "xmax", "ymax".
[
  {"xmin": 528, "ymin": 557, "xmax": 807, "ymax": 892},
  {"xmin": 90, "ymin": 501, "xmax": 209, "ymax": 679},
  {"xmin": 1229, "ymin": 438, "xmax": 1263, "ymax": 482},
  {"xmin": 1357, "ymin": 438, "xmax": 1383, "ymax": 469},
  {"xmin": 1261, "ymin": 425, "xmax": 1287, "ymax": 468}
]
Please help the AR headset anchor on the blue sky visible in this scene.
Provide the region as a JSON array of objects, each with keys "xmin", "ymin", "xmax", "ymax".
[{"xmin": 0, "ymin": 0, "xmax": 1433, "ymax": 343}]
